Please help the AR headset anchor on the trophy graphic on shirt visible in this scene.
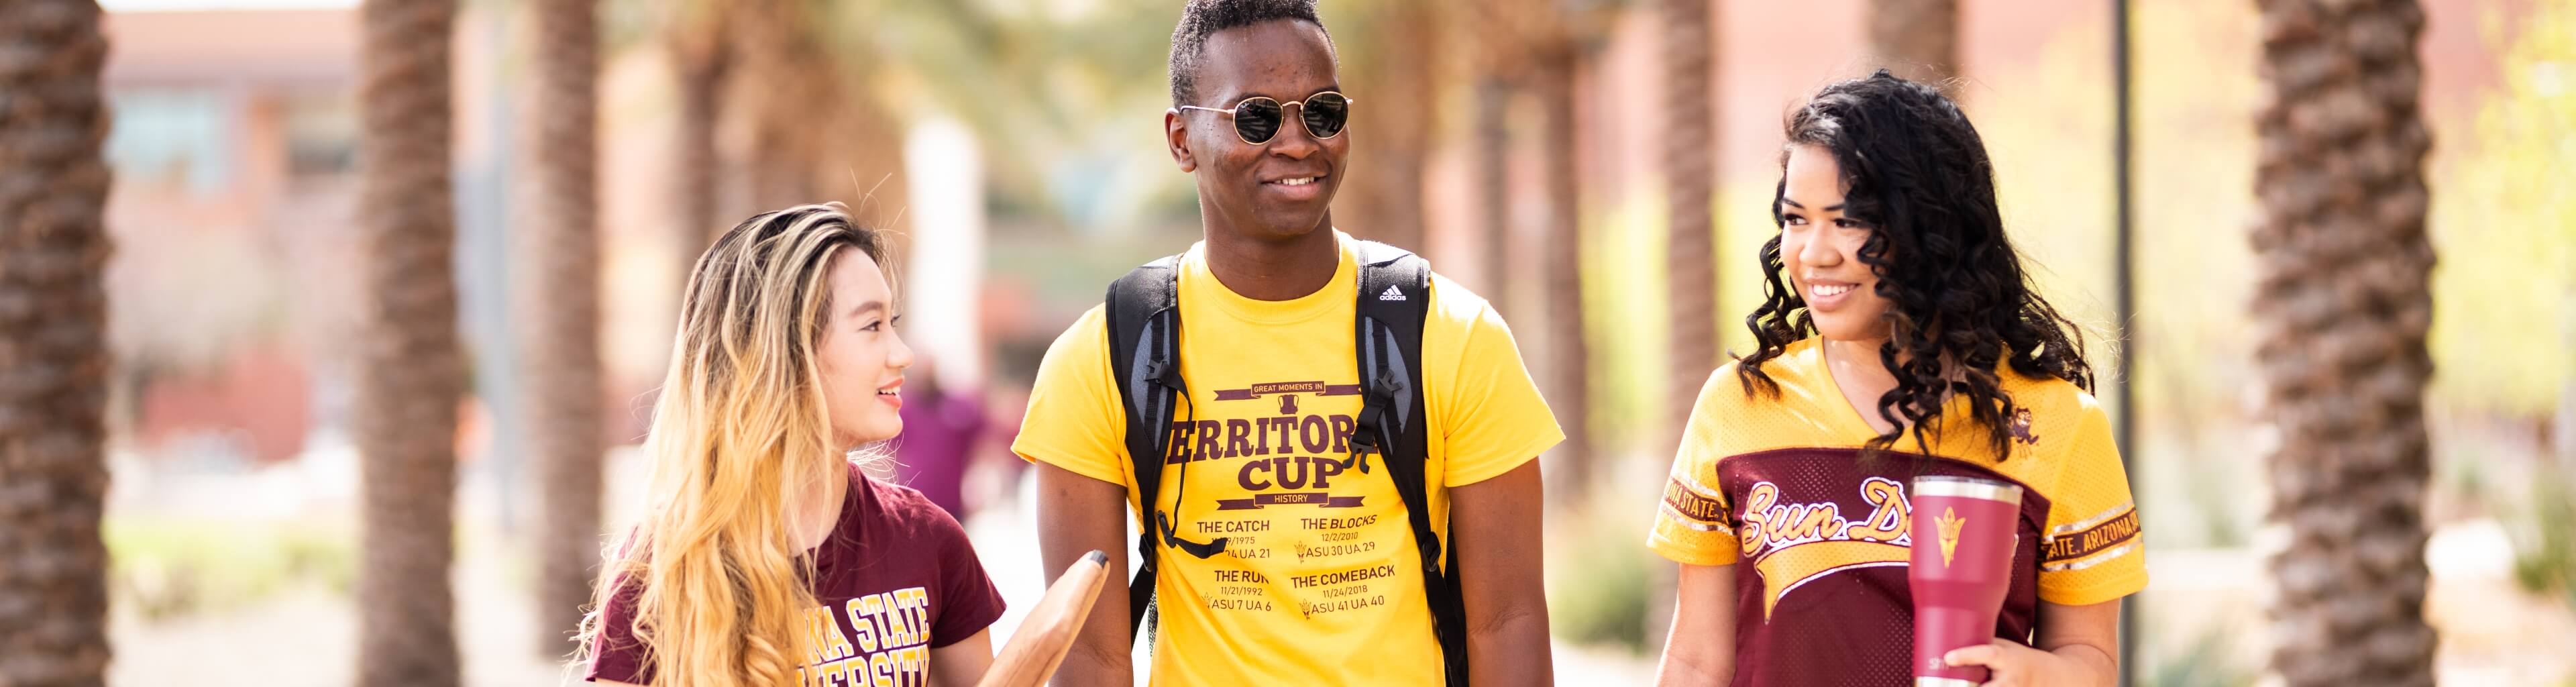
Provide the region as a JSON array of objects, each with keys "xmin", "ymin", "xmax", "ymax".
[{"xmin": 1909, "ymin": 475, "xmax": 2023, "ymax": 686}]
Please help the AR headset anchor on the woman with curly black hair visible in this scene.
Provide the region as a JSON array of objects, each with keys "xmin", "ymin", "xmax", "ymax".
[{"xmin": 1645, "ymin": 71, "xmax": 2144, "ymax": 686}]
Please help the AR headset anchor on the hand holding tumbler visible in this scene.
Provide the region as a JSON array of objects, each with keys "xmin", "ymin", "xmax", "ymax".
[{"xmin": 1909, "ymin": 476, "xmax": 2023, "ymax": 686}]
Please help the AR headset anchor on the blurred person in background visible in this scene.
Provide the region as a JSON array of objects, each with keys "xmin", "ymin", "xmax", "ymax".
[
  {"xmin": 1647, "ymin": 71, "xmax": 2145, "ymax": 687},
  {"xmin": 577, "ymin": 204, "xmax": 1004, "ymax": 687},
  {"xmin": 894, "ymin": 355, "xmax": 992, "ymax": 521}
]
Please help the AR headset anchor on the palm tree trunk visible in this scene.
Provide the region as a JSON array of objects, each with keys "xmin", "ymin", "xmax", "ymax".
[
  {"xmin": 1474, "ymin": 78, "xmax": 1512, "ymax": 314},
  {"xmin": 2251, "ymin": 1, "xmax": 2438, "ymax": 684},
  {"xmin": 733, "ymin": 0, "xmax": 834, "ymax": 213},
  {"xmin": 673, "ymin": 27, "xmax": 727, "ymax": 263},
  {"xmin": 354, "ymin": 0, "xmax": 468, "ymax": 684},
  {"xmin": 1866, "ymin": 0, "xmax": 1958, "ymax": 85},
  {"xmin": 0, "ymin": 3, "xmax": 115, "ymax": 685},
  {"xmin": 1661, "ymin": 0, "xmax": 1718, "ymax": 449},
  {"xmin": 1338, "ymin": 0, "xmax": 1438, "ymax": 253},
  {"xmin": 522, "ymin": 0, "xmax": 605, "ymax": 658},
  {"xmin": 1534, "ymin": 46, "xmax": 1591, "ymax": 497},
  {"xmin": 746, "ymin": 110, "xmax": 823, "ymax": 211}
]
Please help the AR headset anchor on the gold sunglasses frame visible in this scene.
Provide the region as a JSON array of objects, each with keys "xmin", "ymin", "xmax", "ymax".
[{"xmin": 1175, "ymin": 91, "xmax": 1356, "ymax": 146}]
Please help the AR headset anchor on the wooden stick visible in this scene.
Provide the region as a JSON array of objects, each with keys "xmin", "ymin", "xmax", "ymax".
[{"xmin": 976, "ymin": 550, "xmax": 1109, "ymax": 687}]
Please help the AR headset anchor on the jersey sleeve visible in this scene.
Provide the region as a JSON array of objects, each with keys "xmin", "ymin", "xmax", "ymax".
[
  {"xmin": 1010, "ymin": 306, "xmax": 1130, "ymax": 488},
  {"xmin": 1647, "ymin": 370, "xmax": 1742, "ymax": 567},
  {"xmin": 1428, "ymin": 282, "xmax": 1563, "ymax": 487},
  {"xmin": 1648, "ymin": 370, "xmax": 1752, "ymax": 571},
  {"xmin": 2035, "ymin": 399, "xmax": 2147, "ymax": 605}
]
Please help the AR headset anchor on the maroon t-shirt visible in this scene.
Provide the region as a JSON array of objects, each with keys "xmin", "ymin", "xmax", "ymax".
[{"xmin": 587, "ymin": 464, "xmax": 1006, "ymax": 685}]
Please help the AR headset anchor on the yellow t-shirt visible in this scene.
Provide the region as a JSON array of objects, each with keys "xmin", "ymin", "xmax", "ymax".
[
  {"xmin": 1015, "ymin": 232, "xmax": 1563, "ymax": 686},
  {"xmin": 1646, "ymin": 337, "xmax": 2145, "ymax": 684}
]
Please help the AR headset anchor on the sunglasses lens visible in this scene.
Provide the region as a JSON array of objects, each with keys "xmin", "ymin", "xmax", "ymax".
[
  {"xmin": 1234, "ymin": 99, "xmax": 1283, "ymax": 144},
  {"xmin": 1303, "ymin": 93, "xmax": 1350, "ymax": 138}
]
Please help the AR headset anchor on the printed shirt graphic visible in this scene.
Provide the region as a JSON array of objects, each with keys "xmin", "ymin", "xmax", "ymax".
[
  {"xmin": 587, "ymin": 465, "xmax": 1007, "ymax": 686},
  {"xmin": 1014, "ymin": 232, "xmax": 1563, "ymax": 686},
  {"xmin": 1646, "ymin": 337, "xmax": 2145, "ymax": 686}
]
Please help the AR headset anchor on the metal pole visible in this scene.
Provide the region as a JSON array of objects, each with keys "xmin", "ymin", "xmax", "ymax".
[{"xmin": 2112, "ymin": 0, "xmax": 2140, "ymax": 684}]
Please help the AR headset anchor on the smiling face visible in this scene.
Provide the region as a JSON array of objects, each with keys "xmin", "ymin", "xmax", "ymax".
[
  {"xmin": 1164, "ymin": 18, "xmax": 1346, "ymax": 243},
  {"xmin": 1776, "ymin": 144, "xmax": 1894, "ymax": 344},
  {"xmin": 813, "ymin": 248, "xmax": 912, "ymax": 447}
]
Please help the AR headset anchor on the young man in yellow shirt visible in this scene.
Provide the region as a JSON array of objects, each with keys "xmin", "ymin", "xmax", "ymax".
[{"xmin": 1012, "ymin": 1, "xmax": 1561, "ymax": 684}]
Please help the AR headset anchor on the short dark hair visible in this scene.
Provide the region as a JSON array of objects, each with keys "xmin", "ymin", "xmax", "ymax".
[{"xmin": 1167, "ymin": 0, "xmax": 1334, "ymax": 107}]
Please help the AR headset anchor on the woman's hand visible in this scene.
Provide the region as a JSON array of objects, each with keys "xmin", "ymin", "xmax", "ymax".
[
  {"xmin": 1941, "ymin": 639, "xmax": 2109, "ymax": 687},
  {"xmin": 1943, "ymin": 598, "xmax": 2123, "ymax": 687}
]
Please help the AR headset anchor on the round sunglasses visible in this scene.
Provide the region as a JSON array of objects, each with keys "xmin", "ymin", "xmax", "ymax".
[{"xmin": 1177, "ymin": 91, "xmax": 1354, "ymax": 146}]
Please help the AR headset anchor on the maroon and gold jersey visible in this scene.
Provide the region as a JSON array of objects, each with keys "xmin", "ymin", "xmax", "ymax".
[{"xmin": 1647, "ymin": 337, "xmax": 2144, "ymax": 686}]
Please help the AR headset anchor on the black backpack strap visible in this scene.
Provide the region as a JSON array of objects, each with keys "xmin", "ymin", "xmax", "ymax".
[
  {"xmin": 1349, "ymin": 240, "xmax": 1464, "ymax": 685},
  {"xmin": 1105, "ymin": 254, "xmax": 1184, "ymax": 642}
]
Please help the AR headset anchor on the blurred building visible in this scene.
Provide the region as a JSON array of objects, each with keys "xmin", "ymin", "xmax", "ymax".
[{"xmin": 101, "ymin": 8, "xmax": 362, "ymax": 468}]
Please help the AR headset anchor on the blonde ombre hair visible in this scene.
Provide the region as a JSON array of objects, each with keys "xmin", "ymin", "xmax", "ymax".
[{"xmin": 575, "ymin": 203, "xmax": 890, "ymax": 686}]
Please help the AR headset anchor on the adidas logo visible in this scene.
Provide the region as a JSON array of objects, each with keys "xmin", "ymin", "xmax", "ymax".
[{"xmin": 1378, "ymin": 284, "xmax": 1406, "ymax": 301}]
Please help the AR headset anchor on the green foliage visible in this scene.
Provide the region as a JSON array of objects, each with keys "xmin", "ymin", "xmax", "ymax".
[
  {"xmin": 1971, "ymin": 0, "xmax": 2266, "ymax": 454},
  {"xmin": 1578, "ymin": 177, "xmax": 1793, "ymax": 459},
  {"xmin": 2427, "ymin": 0, "xmax": 2576, "ymax": 416},
  {"xmin": 829, "ymin": 0, "xmax": 1191, "ymax": 231},
  {"xmin": 1582, "ymin": 192, "xmax": 1677, "ymax": 457},
  {"xmin": 107, "ymin": 517, "xmax": 356, "ymax": 621},
  {"xmin": 1546, "ymin": 511, "xmax": 1658, "ymax": 653},
  {"xmin": 2506, "ymin": 466, "xmax": 2576, "ymax": 613}
]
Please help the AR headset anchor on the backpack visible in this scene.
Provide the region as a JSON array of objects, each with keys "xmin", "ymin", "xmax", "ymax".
[{"xmin": 1103, "ymin": 240, "xmax": 1468, "ymax": 685}]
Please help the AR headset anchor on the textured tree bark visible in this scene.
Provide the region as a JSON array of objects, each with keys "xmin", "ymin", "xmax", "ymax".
[
  {"xmin": 1533, "ymin": 47, "xmax": 1592, "ymax": 496},
  {"xmin": 353, "ymin": 0, "xmax": 469, "ymax": 683},
  {"xmin": 1474, "ymin": 78, "xmax": 1513, "ymax": 315},
  {"xmin": 672, "ymin": 17, "xmax": 729, "ymax": 264},
  {"xmin": 521, "ymin": 0, "xmax": 606, "ymax": 659},
  {"xmin": 1866, "ymin": 0, "xmax": 1959, "ymax": 86},
  {"xmin": 0, "ymin": 2, "xmax": 115, "ymax": 685},
  {"xmin": 1662, "ymin": 0, "xmax": 1719, "ymax": 453},
  {"xmin": 1336, "ymin": 0, "xmax": 1438, "ymax": 254},
  {"xmin": 2251, "ymin": 1, "xmax": 2439, "ymax": 684}
]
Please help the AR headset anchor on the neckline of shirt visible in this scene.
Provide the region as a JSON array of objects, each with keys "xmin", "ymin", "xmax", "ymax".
[
  {"xmin": 1179, "ymin": 230, "xmax": 1358, "ymax": 327},
  {"xmin": 1791, "ymin": 336, "xmax": 1985, "ymax": 449}
]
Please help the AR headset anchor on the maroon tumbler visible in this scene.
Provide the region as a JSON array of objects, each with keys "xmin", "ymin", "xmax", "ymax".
[{"xmin": 1909, "ymin": 475, "xmax": 2024, "ymax": 686}]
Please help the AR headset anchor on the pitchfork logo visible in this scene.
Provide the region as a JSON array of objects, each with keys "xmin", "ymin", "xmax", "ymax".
[{"xmin": 1936, "ymin": 507, "xmax": 1966, "ymax": 568}]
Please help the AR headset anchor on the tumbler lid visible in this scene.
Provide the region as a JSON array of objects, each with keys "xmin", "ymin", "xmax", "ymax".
[{"xmin": 1911, "ymin": 475, "xmax": 2024, "ymax": 505}]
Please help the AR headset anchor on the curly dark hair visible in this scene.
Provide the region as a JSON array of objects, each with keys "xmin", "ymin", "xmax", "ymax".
[
  {"xmin": 1167, "ymin": 0, "xmax": 1334, "ymax": 107},
  {"xmin": 1739, "ymin": 70, "xmax": 2094, "ymax": 462}
]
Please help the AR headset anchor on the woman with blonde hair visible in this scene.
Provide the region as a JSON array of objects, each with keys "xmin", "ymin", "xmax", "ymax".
[{"xmin": 580, "ymin": 203, "xmax": 1004, "ymax": 686}]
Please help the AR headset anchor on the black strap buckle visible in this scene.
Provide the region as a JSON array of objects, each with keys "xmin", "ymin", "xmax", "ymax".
[
  {"xmin": 1144, "ymin": 359, "xmax": 1183, "ymax": 392},
  {"xmin": 1159, "ymin": 511, "xmax": 1229, "ymax": 559},
  {"xmin": 1347, "ymin": 405, "xmax": 1387, "ymax": 474}
]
